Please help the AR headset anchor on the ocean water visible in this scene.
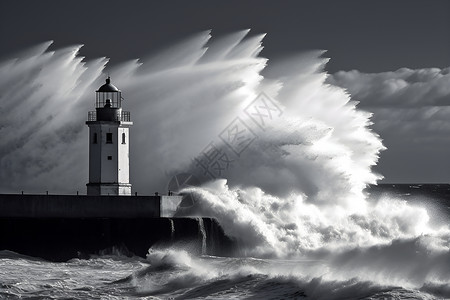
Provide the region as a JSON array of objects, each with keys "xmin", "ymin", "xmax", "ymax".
[
  {"xmin": 0, "ymin": 185, "xmax": 448, "ymax": 300},
  {"xmin": 0, "ymin": 32, "xmax": 449, "ymax": 299},
  {"xmin": 0, "ymin": 251, "xmax": 436, "ymax": 299}
]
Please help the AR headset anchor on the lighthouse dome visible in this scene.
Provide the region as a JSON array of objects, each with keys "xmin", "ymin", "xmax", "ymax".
[{"xmin": 97, "ymin": 77, "xmax": 120, "ymax": 92}]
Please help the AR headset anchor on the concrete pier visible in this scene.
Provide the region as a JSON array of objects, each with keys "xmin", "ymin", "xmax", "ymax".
[
  {"xmin": 0, "ymin": 194, "xmax": 160, "ymax": 218},
  {"xmin": 0, "ymin": 194, "xmax": 234, "ymax": 261}
]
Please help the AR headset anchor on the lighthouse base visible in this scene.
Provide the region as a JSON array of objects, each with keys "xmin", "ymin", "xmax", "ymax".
[{"xmin": 87, "ymin": 183, "xmax": 132, "ymax": 196}]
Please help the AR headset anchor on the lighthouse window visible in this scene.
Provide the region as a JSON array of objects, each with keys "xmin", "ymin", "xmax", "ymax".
[
  {"xmin": 122, "ymin": 133, "xmax": 126, "ymax": 144},
  {"xmin": 93, "ymin": 133, "xmax": 97, "ymax": 144},
  {"xmin": 106, "ymin": 133, "xmax": 113, "ymax": 144}
]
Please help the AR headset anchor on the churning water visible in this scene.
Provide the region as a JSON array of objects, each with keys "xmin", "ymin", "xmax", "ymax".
[{"xmin": 0, "ymin": 31, "xmax": 449, "ymax": 299}]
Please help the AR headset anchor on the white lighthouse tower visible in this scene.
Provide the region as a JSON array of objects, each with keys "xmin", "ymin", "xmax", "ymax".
[{"xmin": 86, "ymin": 77, "xmax": 133, "ymax": 195}]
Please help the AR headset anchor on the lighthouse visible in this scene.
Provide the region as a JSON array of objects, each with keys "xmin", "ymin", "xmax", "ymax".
[{"xmin": 86, "ymin": 77, "xmax": 133, "ymax": 195}]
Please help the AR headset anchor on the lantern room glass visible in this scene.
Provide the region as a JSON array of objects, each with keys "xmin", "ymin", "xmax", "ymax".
[{"xmin": 96, "ymin": 91, "xmax": 122, "ymax": 108}]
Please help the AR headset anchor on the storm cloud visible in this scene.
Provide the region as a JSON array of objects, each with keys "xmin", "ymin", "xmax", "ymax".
[{"xmin": 328, "ymin": 68, "xmax": 450, "ymax": 183}]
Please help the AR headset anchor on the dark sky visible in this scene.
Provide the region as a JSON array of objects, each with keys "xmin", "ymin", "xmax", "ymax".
[
  {"xmin": 1, "ymin": 0, "xmax": 450, "ymax": 185},
  {"xmin": 1, "ymin": 0, "xmax": 449, "ymax": 73}
]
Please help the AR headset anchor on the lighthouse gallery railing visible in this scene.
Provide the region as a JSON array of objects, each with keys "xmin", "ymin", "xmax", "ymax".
[{"xmin": 87, "ymin": 111, "xmax": 131, "ymax": 122}]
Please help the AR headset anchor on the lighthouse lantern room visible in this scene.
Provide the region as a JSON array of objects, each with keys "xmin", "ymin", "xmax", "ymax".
[{"xmin": 86, "ymin": 77, "xmax": 133, "ymax": 195}]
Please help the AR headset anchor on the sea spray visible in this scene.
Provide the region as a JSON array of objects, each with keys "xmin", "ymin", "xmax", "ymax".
[
  {"xmin": 197, "ymin": 217, "xmax": 207, "ymax": 255},
  {"xmin": 169, "ymin": 218, "xmax": 175, "ymax": 241},
  {"xmin": 0, "ymin": 42, "xmax": 105, "ymax": 193},
  {"xmin": 0, "ymin": 31, "xmax": 382, "ymax": 204},
  {"xmin": 0, "ymin": 31, "xmax": 268, "ymax": 194}
]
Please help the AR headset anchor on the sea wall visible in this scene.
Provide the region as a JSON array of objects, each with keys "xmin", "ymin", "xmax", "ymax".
[
  {"xmin": 0, "ymin": 217, "xmax": 234, "ymax": 261},
  {"xmin": 0, "ymin": 194, "xmax": 234, "ymax": 261}
]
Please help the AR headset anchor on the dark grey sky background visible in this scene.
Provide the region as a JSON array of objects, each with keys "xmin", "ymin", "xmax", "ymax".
[
  {"xmin": 1, "ymin": 0, "xmax": 450, "ymax": 184},
  {"xmin": 1, "ymin": 0, "xmax": 449, "ymax": 73}
]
